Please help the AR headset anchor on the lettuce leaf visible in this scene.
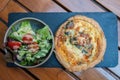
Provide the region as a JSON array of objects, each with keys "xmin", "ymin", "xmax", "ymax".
[
  {"xmin": 9, "ymin": 32, "xmax": 22, "ymax": 41},
  {"xmin": 33, "ymin": 51, "xmax": 46, "ymax": 58},
  {"xmin": 9, "ymin": 21, "xmax": 35, "ymax": 41},
  {"xmin": 34, "ymin": 40, "xmax": 52, "ymax": 58},
  {"xmin": 37, "ymin": 25, "xmax": 52, "ymax": 40},
  {"xmin": 17, "ymin": 20, "xmax": 35, "ymax": 35}
]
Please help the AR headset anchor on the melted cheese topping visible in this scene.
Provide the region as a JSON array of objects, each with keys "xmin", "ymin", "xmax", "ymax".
[{"xmin": 57, "ymin": 19, "xmax": 102, "ymax": 66}]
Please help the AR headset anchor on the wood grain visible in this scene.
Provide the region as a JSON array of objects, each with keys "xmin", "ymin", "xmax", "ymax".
[
  {"xmin": 96, "ymin": 68, "xmax": 116, "ymax": 80},
  {"xmin": 56, "ymin": 0, "xmax": 105, "ymax": 12},
  {"xmin": 74, "ymin": 69, "xmax": 107, "ymax": 80},
  {"xmin": 96, "ymin": 0, "xmax": 120, "ymax": 18},
  {"xmin": 18, "ymin": 0, "xmax": 65, "ymax": 12},
  {"xmin": 0, "ymin": 0, "xmax": 27, "ymax": 22},
  {"xmin": 28, "ymin": 68, "xmax": 75, "ymax": 80},
  {"xmin": 0, "ymin": 21, "xmax": 34, "ymax": 80},
  {"xmin": 0, "ymin": 0, "xmax": 9, "ymax": 12},
  {"xmin": 0, "ymin": 22, "xmax": 7, "ymax": 48}
]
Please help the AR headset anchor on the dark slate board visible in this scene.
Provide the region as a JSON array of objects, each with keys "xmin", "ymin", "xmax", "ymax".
[{"xmin": 7, "ymin": 12, "xmax": 118, "ymax": 68}]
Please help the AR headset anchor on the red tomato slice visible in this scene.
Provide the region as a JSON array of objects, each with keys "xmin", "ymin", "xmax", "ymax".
[
  {"xmin": 22, "ymin": 33, "xmax": 33, "ymax": 44},
  {"xmin": 7, "ymin": 41, "xmax": 21, "ymax": 50}
]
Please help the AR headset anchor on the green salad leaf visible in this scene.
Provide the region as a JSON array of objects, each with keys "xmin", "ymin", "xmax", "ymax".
[
  {"xmin": 9, "ymin": 32, "xmax": 22, "ymax": 41},
  {"xmin": 17, "ymin": 20, "xmax": 35, "ymax": 35},
  {"xmin": 20, "ymin": 60, "xmax": 27, "ymax": 66},
  {"xmin": 34, "ymin": 41, "xmax": 52, "ymax": 59},
  {"xmin": 26, "ymin": 53, "xmax": 32, "ymax": 62},
  {"xmin": 37, "ymin": 25, "xmax": 52, "ymax": 40},
  {"xmin": 34, "ymin": 51, "xmax": 46, "ymax": 58},
  {"xmin": 9, "ymin": 21, "xmax": 35, "ymax": 41},
  {"xmin": 33, "ymin": 26, "xmax": 52, "ymax": 59},
  {"xmin": 18, "ymin": 50, "xmax": 27, "ymax": 57}
]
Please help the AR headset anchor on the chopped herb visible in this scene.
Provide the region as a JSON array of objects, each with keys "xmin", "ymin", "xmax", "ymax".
[
  {"xmin": 75, "ymin": 44, "xmax": 82, "ymax": 49},
  {"xmin": 88, "ymin": 44, "xmax": 93, "ymax": 49},
  {"xmin": 64, "ymin": 31, "xmax": 70, "ymax": 35},
  {"xmin": 65, "ymin": 20, "xmax": 74, "ymax": 29},
  {"xmin": 70, "ymin": 37, "xmax": 77, "ymax": 44},
  {"xmin": 72, "ymin": 37, "xmax": 77, "ymax": 40},
  {"xmin": 82, "ymin": 49, "xmax": 88, "ymax": 54}
]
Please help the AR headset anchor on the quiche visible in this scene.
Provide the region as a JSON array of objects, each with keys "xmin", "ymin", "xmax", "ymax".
[{"xmin": 55, "ymin": 15, "xmax": 106, "ymax": 72}]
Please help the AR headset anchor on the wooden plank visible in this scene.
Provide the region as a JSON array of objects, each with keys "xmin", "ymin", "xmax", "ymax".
[
  {"xmin": 0, "ymin": 21, "xmax": 34, "ymax": 80},
  {"xmin": 0, "ymin": 22, "xmax": 7, "ymax": 48},
  {"xmin": 18, "ymin": 0, "xmax": 65, "ymax": 12},
  {"xmin": 96, "ymin": 0, "xmax": 120, "ymax": 18},
  {"xmin": 0, "ymin": 0, "xmax": 27, "ymax": 22},
  {"xmin": 28, "ymin": 68, "xmax": 75, "ymax": 80},
  {"xmin": 96, "ymin": 68, "xmax": 116, "ymax": 80},
  {"xmin": 109, "ymin": 51, "xmax": 120, "ymax": 77},
  {"xmin": 0, "ymin": 0, "xmax": 9, "ymax": 12},
  {"xmin": 56, "ymin": 0, "xmax": 105, "ymax": 12},
  {"xmin": 74, "ymin": 69, "xmax": 107, "ymax": 80}
]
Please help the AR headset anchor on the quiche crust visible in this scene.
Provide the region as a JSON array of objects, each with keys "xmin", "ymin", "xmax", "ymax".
[{"xmin": 55, "ymin": 15, "xmax": 106, "ymax": 72}]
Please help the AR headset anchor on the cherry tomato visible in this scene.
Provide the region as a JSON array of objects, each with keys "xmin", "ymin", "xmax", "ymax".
[
  {"xmin": 7, "ymin": 41, "xmax": 21, "ymax": 50},
  {"xmin": 22, "ymin": 33, "xmax": 33, "ymax": 44}
]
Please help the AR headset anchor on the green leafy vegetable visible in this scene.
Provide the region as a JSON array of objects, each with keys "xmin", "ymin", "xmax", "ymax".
[
  {"xmin": 20, "ymin": 60, "xmax": 27, "ymax": 66},
  {"xmin": 11, "ymin": 26, "xmax": 16, "ymax": 32},
  {"xmin": 9, "ymin": 32, "xmax": 22, "ymax": 41},
  {"xmin": 26, "ymin": 53, "xmax": 32, "ymax": 62},
  {"xmin": 82, "ymin": 49, "xmax": 88, "ymax": 54},
  {"xmin": 17, "ymin": 20, "xmax": 35, "ymax": 35},
  {"xmin": 18, "ymin": 51, "xmax": 27, "ymax": 57},
  {"xmin": 34, "ymin": 41, "xmax": 51, "ymax": 59},
  {"xmin": 34, "ymin": 51, "xmax": 47, "ymax": 58},
  {"xmin": 9, "ymin": 20, "xmax": 35, "ymax": 41},
  {"xmin": 37, "ymin": 25, "xmax": 52, "ymax": 40}
]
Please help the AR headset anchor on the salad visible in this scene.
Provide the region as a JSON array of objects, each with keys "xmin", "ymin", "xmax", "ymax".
[{"xmin": 7, "ymin": 20, "xmax": 52, "ymax": 66}]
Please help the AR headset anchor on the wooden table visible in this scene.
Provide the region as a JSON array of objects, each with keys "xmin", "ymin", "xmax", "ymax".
[{"xmin": 0, "ymin": 0, "xmax": 120, "ymax": 80}]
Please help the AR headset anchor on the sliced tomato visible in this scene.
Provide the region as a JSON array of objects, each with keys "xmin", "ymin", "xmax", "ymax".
[
  {"xmin": 22, "ymin": 33, "xmax": 33, "ymax": 44},
  {"xmin": 7, "ymin": 41, "xmax": 21, "ymax": 50}
]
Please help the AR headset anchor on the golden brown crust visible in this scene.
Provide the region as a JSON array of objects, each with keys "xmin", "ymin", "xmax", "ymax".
[{"xmin": 55, "ymin": 15, "xmax": 106, "ymax": 72}]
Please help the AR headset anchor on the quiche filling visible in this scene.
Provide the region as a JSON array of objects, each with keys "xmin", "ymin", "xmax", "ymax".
[
  {"xmin": 55, "ymin": 15, "xmax": 106, "ymax": 72},
  {"xmin": 57, "ymin": 19, "xmax": 101, "ymax": 66}
]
